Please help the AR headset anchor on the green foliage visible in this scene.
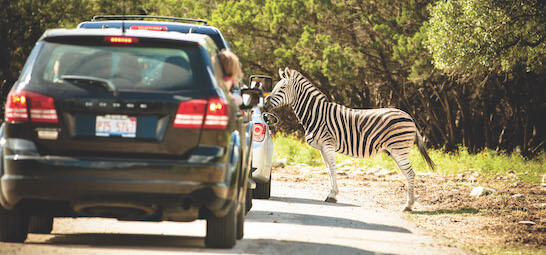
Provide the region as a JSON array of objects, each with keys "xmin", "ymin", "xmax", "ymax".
[
  {"xmin": 209, "ymin": 0, "xmax": 424, "ymax": 107},
  {"xmin": 0, "ymin": 0, "xmax": 91, "ymax": 88},
  {"xmin": 425, "ymin": 0, "xmax": 546, "ymax": 76},
  {"xmin": 272, "ymin": 132, "xmax": 323, "ymax": 166}
]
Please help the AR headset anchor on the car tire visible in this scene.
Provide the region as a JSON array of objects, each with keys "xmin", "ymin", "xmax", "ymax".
[
  {"xmin": 245, "ymin": 187, "xmax": 252, "ymax": 214},
  {"xmin": 236, "ymin": 204, "xmax": 244, "ymax": 240},
  {"xmin": 0, "ymin": 206, "xmax": 29, "ymax": 243},
  {"xmin": 205, "ymin": 206, "xmax": 237, "ymax": 248},
  {"xmin": 253, "ymin": 179, "xmax": 271, "ymax": 199},
  {"xmin": 28, "ymin": 215, "xmax": 53, "ymax": 234}
]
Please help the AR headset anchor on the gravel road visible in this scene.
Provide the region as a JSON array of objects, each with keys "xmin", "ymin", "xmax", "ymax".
[{"xmin": 0, "ymin": 181, "xmax": 473, "ymax": 255}]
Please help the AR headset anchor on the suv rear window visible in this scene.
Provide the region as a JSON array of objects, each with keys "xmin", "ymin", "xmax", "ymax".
[{"xmin": 34, "ymin": 41, "xmax": 209, "ymax": 91}]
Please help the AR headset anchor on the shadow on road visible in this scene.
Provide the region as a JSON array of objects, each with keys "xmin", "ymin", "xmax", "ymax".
[
  {"xmin": 26, "ymin": 234, "xmax": 393, "ymax": 254},
  {"xmin": 247, "ymin": 210, "xmax": 411, "ymax": 233},
  {"xmin": 269, "ymin": 196, "xmax": 358, "ymax": 207},
  {"xmin": 243, "ymin": 238, "xmax": 395, "ymax": 255},
  {"xmin": 28, "ymin": 233, "xmax": 203, "ymax": 249}
]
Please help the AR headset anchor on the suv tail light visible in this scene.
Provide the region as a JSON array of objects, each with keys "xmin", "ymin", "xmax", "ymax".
[
  {"xmin": 105, "ymin": 36, "xmax": 138, "ymax": 44},
  {"xmin": 204, "ymin": 98, "xmax": 228, "ymax": 129},
  {"xmin": 253, "ymin": 123, "xmax": 265, "ymax": 142},
  {"xmin": 5, "ymin": 90, "xmax": 58, "ymax": 123},
  {"xmin": 173, "ymin": 99, "xmax": 207, "ymax": 128},
  {"xmin": 173, "ymin": 97, "xmax": 228, "ymax": 129}
]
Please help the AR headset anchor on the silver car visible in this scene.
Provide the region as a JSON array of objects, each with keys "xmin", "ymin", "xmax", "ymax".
[{"xmin": 248, "ymin": 76, "xmax": 278, "ymax": 199}]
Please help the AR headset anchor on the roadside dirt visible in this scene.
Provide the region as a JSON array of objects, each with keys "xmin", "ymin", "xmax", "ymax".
[{"xmin": 273, "ymin": 165, "xmax": 546, "ymax": 253}]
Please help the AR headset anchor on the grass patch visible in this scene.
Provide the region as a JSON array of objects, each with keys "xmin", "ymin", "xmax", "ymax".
[
  {"xmin": 272, "ymin": 133, "xmax": 323, "ymax": 167},
  {"xmin": 303, "ymin": 173, "xmax": 323, "ymax": 179},
  {"xmin": 272, "ymin": 132, "xmax": 545, "ymax": 183},
  {"xmin": 445, "ymin": 182, "xmax": 475, "ymax": 188},
  {"xmin": 410, "ymin": 207, "xmax": 479, "ymax": 215}
]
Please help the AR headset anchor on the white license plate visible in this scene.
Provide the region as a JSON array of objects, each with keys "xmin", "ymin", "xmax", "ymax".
[{"xmin": 95, "ymin": 115, "xmax": 137, "ymax": 138}]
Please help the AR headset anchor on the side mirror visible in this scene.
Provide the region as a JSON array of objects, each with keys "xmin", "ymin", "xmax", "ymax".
[
  {"xmin": 249, "ymin": 75, "xmax": 273, "ymax": 93},
  {"xmin": 240, "ymin": 88, "xmax": 263, "ymax": 110}
]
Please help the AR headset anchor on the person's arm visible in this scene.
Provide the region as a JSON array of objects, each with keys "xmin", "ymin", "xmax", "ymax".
[{"xmin": 230, "ymin": 89, "xmax": 243, "ymax": 106}]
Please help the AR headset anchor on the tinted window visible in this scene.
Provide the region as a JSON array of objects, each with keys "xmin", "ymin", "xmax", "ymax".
[{"xmin": 35, "ymin": 42, "xmax": 208, "ymax": 91}]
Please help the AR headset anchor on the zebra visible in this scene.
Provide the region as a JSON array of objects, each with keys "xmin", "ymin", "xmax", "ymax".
[{"xmin": 264, "ymin": 68, "xmax": 435, "ymax": 211}]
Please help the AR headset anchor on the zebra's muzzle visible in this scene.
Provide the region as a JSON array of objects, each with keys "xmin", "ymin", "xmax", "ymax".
[
  {"xmin": 263, "ymin": 97, "xmax": 272, "ymax": 111},
  {"xmin": 263, "ymin": 103, "xmax": 271, "ymax": 112}
]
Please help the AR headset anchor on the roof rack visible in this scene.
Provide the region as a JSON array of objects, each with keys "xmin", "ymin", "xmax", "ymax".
[{"xmin": 91, "ymin": 15, "xmax": 208, "ymax": 26}]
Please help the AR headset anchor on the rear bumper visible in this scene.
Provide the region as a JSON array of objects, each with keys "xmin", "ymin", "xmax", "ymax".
[{"xmin": 1, "ymin": 151, "xmax": 237, "ymax": 219}]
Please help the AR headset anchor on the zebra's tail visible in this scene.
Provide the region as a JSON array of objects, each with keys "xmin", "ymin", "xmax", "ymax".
[{"xmin": 416, "ymin": 130, "xmax": 436, "ymax": 171}]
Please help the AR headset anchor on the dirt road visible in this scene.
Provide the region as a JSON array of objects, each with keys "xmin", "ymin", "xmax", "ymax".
[{"xmin": 0, "ymin": 181, "xmax": 472, "ymax": 255}]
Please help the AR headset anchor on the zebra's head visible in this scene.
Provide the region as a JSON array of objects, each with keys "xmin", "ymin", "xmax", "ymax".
[{"xmin": 264, "ymin": 67, "xmax": 294, "ymax": 111}]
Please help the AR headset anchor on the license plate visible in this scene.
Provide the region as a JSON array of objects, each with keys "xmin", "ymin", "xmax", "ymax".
[{"xmin": 95, "ymin": 115, "xmax": 136, "ymax": 138}]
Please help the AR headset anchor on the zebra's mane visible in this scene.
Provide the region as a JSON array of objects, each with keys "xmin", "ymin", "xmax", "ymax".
[{"xmin": 288, "ymin": 69, "xmax": 329, "ymax": 102}]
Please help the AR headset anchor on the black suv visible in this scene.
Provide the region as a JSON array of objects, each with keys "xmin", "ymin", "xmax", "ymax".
[
  {"xmin": 0, "ymin": 21, "xmax": 261, "ymax": 248},
  {"xmin": 78, "ymin": 16, "xmax": 267, "ymax": 202}
]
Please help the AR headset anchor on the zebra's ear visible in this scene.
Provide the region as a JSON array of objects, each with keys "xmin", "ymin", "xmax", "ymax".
[
  {"xmin": 284, "ymin": 67, "xmax": 290, "ymax": 78},
  {"xmin": 279, "ymin": 68, "xmax": 285, "ymax": 79}
]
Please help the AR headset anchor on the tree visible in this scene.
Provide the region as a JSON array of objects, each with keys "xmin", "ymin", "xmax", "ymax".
[
  {"xmin": 0, "ymin": 0, "xmax": 92, "ymax": 96},
  {"xmin": 424, "ymin": 0, "xmax": 545, "ymax": 154},
  {"xmin": 425, "ymin": 0, "xmax": 546, "ymax": 76}
]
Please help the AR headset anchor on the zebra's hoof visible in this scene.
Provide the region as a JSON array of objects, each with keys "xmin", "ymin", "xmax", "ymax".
[
  {"xmin": 325, "ymin": 197, "xmax": 337, "ymax": 203},
  {"xmin": 403, "ymin": 207, "xmax": 412, "ymax": 212}
]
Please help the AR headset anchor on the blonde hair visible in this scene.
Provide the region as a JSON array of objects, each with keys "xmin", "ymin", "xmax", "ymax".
[{"xmin": 218, "ymin": 50, "xmax": 243, "ymax": 81}]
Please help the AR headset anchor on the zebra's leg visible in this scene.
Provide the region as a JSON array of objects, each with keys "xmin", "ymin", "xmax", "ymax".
[
  {"xmin": 390, "ymin": 153, "xmax": 416, "ymax": 211},
  {"xmin": 319, "ymin": 146, "xmax": 338, "ymax": 203}
]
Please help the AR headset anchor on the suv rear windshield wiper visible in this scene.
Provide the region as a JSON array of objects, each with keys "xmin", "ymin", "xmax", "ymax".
[{"xmin": 61, "ymin": 75, "xmax": 119, "ymax": 97}]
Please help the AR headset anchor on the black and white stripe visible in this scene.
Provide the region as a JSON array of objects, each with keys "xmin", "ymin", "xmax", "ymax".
[{"xmin": 265, "ymin": 68, "xmax": 435, "ymax": 211}]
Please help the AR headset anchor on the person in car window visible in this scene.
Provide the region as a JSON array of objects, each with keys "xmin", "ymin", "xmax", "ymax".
[{"xmin": 218, "ymin": 50, "xmax": 243, "ymax": 106}]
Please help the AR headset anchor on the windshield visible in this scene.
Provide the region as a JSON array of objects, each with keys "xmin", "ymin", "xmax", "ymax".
[{"xmin": 34, "ymin": 42, "xmax": 210, "ymax": 91}]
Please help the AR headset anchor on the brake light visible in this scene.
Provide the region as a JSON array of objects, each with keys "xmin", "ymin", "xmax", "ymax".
[
  {"xmin": 5, "ymin": 90, "xmax": 58, "ymax": 123},
  {"xmin": 5, "ymin": 91, "xmax": 28, "ymax": 122},
  {"xmin": 173, "ymin": 98, "xmax": 228, "ymax": 129},
  {"xmin": 130, "ymin": 25, "xmax": 168, "ymax": 31},
  {"xmin": 173, "ymin": 99, "xmax": 207, "ymax": 128},
  {"xmin": 253, "ymin": 123, "xmax": 265, "ymax": 142},
  {"xmin": 204, "ymin": 98, "xmax": 228, "ymax": 129},
  {"xmin": 106, "ymin": 36, "xmax": 138, "ymax": 44}
]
